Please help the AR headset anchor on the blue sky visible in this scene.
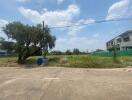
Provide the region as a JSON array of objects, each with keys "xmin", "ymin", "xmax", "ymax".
[{"xmin": 0, "ymin": 0, "xmax": 132, "ymax": 51}]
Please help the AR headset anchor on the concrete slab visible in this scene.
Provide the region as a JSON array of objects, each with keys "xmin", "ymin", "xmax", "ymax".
[{"xmin": 0, "ymin": 67, "xmax": 132, "ymax": 100}]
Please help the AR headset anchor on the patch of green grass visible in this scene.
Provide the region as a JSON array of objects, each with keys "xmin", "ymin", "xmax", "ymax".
[
  {"xmin": 0, "ymin": 55, "xmax": 132, "ymax": 68},
  {"xmin": 0, "ymin": 56, "xmax": 17, "ymax": 63},
  {"xmin": 65, "ymin": 55, "xmax": 123, "ymax": 68},
  {"xmin": 0, "ymin": 56, "xmax": 17, "ymax": 67}
]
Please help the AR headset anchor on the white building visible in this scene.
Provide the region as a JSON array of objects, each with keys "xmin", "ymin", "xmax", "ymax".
[
  {"xmin": 0, "ymin": 49, "xmax": 7, "ymax": 55},
  {"xmin": 106, "ymin": 30, "xmax": 132, "ymax": 51}
]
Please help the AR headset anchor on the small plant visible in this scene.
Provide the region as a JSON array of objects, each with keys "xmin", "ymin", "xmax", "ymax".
[{"xmin": 111, "ymin": 45, "xmax": 119, "ymax": 63}]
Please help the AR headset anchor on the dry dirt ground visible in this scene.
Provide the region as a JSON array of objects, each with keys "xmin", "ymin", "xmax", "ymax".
[{"xmin": 0, "ymin": 67, "xmax": 132, "ymax": 100}]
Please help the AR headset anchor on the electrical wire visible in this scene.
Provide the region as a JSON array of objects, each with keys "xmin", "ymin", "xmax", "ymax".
[{"xmin": 49, "ymin": 17, "xmax": 132, "ymax": 29}]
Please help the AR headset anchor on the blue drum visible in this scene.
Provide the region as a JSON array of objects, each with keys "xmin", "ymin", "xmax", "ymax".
[
  {"xmin": 43, "ymin": 58, "xmax": 48, "ymax": 65},
  {"xmin": 37, "ymin": 58, "xmax": 43, "ymax": 65}
]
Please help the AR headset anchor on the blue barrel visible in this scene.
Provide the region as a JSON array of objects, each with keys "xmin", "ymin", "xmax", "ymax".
[
  {"xmin": 37, "ymin": 58, "xmax": 43, "ymax": 65},
  {"xmin": 43, "ymin": 58, "xmax": 48, "ymax": 65}
]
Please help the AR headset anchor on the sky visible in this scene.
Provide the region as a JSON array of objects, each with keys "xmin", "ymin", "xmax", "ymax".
[{"xmin": 0, "ymin": 0, "xmax": 132, "ymax": 52}]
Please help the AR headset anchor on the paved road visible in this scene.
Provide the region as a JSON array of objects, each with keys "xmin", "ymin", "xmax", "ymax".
[{"xmin": 0, "ymin": 67, "xmax": 132, "ymax": 100}]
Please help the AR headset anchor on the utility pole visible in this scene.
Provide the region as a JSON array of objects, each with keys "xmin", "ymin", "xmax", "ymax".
[{"xmin": 42, "ymin": 20, "xmax": 47, "ymax": 59}]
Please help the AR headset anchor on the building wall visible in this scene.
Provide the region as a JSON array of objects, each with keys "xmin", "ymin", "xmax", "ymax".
[
  {"xmin": 120, "ymin": 33, "xmax": 132, "ymax": 50},
  {"xmin": 106, "ymin": 32, "xmax": 132, "ymax": 51},
  {"xmin": 0, "ymin": 50, "xmax": 7, "ymax": 56}
]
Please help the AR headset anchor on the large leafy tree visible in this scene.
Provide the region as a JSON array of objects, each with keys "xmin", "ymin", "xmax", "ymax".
[
  {"xmin": 3, "ymin": 21, "xmax": 56, "ymax": 64},
  {"xmin": 65, "ymin": 50, "xmax": 72, "ymax": 55},
  {"xmin": 73, "ymin": 48, "xmax": 80, "ymax": 55}
]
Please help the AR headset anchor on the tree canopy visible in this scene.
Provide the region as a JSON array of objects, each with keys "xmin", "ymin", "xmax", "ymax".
[
  {"xmin": 65, "ymin": 50, "xmax": 72, "ymax": 55},
  {"xmin": 3, "ymin": 21, "xmax": 56, "ymax": 64},
  {"xmin": 73, "ymin": 48, "xmax": 80, "ymax": 55}
]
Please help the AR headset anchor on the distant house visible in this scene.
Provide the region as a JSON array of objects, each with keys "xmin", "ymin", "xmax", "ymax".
[
  {"xmin": 106, "ymin": 30, "xmax": 132, "ymax": 51},
  {"xmin": 94, "ymin": 49, "xmax": 105, "ymax": 52},
  {"xmin": 0, "ymin": 50, "xmax": 7, "ymax": 56},
  {"xmin": 0, "ymin": 40, "xmax": 15, "ymax": 55},
  {"xmin": 0, "ymin": 42, "xmax": 7, "ymax": 55}
]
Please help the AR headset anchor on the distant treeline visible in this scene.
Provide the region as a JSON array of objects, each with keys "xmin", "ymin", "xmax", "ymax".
[{"xmin": 50, "ymin": 48, "xmax": 89, "ymax": 55}]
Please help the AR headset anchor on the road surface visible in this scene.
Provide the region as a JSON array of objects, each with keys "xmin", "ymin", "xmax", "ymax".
[{"xmin": 0, "ymin": 67, "xmax": 132, "ymax": 100}]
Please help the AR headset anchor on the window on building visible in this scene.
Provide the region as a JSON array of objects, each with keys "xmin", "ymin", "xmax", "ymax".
[
  {"xmin": 123, "ymin": 36, "xmax": 130, "ymax": 42},
  {"xmin": 111, "ymin": 41, "xmax": 113, "ymax": 45},
  {"xmin": 117, "ymin": 44, "xmax": 120, "ymax": 47},
  {"xmin": 117, "ymin": 38, "xmax": 121, "ymax": 42}
]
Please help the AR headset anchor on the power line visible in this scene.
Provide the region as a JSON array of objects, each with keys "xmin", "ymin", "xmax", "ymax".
[{"xmin": 48, "ymin": 17, "xmax": 132, "ymax": 29}]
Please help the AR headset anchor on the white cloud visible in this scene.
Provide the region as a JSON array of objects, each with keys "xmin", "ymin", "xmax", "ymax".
[
  {"xmin": 18, "ymin": 4, "xmax": 94, "ymax": 36},
  {"xmin": 0, "ymin": 19, "xmax": 8, "ymax": 32},
  {"xmin": 57, "ymin": 0, "xmax": 65, "ymax": 4},
  {"xmin": 16, "ymin": 0, "xmax": 28, "ymax": 3},
  {"xmin": 0, "ymin": 19, "xmax": 8, "ymax": 39},
  {"xmin": 16, "ymin": 0, "xmax": 65, "ymax": 4},
  {"xmin": 67, "ymin": 19, "xmax": 95, "ymax": 36},
  {"xmin": 93, "ymin": 33, "xmax": 100, "ymax": 38},
  {"xmin": 18, "ymin": 4, "xmax": 80, "ymax": 26},
  {"xmin": 67, "ymin": 25, "xmax": 83, "ymax": 36},
  {"xmin": 106, "ymin": 0, "xmax": 132, "ymax": 20},
  {"xmin": 54, "ymin": 36, "xmax": 105, "ymax": 51},
  {"xmin": 18, "ymin": 7, "xmax": 42, "ymax": 23}
]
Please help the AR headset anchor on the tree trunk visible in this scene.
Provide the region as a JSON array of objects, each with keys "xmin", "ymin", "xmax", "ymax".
[
  {"xmin": 17, "ymin": 46, "xmax": 40, "ymax": 64},
  {"xmin": 17, "ymin": 52, "xmax": 26, "ymax": 64},
  {"xmin": 17, "ymin": 57, "xmax": 25, "ymax": 64}
]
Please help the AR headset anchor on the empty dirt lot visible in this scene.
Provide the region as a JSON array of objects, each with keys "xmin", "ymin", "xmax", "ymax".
[{"xmin": 0, "ymin": 67, "xmax": 132, "ymax": 100}]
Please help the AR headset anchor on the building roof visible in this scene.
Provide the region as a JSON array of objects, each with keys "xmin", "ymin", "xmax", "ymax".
[
  {"xmin": 119, "ymin": 30, "xmax": 132, "ymax": 37},
  {"xmin": 106, "ymin": 30, "xmax": 132, "ymax": 43}
]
